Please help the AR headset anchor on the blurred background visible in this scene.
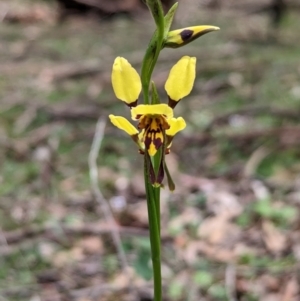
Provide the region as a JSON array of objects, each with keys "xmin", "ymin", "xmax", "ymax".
[{"xmin": 1, "ymin": 0, "xmax": 300, "ymax": 300}]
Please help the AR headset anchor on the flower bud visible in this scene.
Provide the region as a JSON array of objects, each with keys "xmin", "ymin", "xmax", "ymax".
[{"xmin": 165, "ymin": 25, "xmax": 220, "ymax": 48}]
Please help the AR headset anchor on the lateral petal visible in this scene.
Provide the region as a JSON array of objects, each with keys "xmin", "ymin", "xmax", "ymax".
[
  {"xmin": 166, "ymin": 117, "xmax": 186, "ymax": 136},
  {"xmin": 109, "ymin": 115, "xmax": 139, "ymax": 136}
]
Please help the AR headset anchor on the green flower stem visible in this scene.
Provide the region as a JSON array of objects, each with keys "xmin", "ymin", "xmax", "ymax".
[
  {"xmin": 141, "ymin": 2, "xmax": 166, "ymax": 300},
  {"xmin": 152, "ymin": 143, "xmax": 164, "ymax": 233},
  {"xmin": 144, "ymin": 156, "xmax": 162, "ymax": 301},
  {"xmin": 141, "ymin": 32, "xmax": 159, "ymax": 104},
  {"xmin": 141, "ymin": 0, "xmax": 165, "ymax": 104},
  {"xmin": 154, "ymin": 186, "xmax": 161, "ymax": 233}
]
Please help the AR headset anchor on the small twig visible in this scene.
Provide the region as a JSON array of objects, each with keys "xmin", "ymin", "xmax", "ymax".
[
  {"xmin": 70, "ymin": 283, "xmax": 153, "ymax": 300},
  {"xmin": 225, "ymin": 263, "xmax": 237, "ymax": 301},
  {"xmin": 88, "ymin": 117, "xmax": 139, "ymax": 299},
  {"xmin": 2, "ymin": 223, "xmax": 149, "ymax": 245},
  {"xmin": 88, "ymin": 118, "xmax": 137, "ymax": 297},
  {"xmin": 243, "ymin": 145, "xmax": 272, "ymax": 177}
]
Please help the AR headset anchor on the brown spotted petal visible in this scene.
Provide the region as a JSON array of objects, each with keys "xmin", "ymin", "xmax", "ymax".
[{"xmin": 164, "ymin": 25, "xmax": 220, "ymax": 49}]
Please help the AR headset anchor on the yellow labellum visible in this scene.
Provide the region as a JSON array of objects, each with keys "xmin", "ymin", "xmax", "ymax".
[
  {"xmin": 137, "ymin": 115, "xmax": 169, "ymax": 157},
  {"xmin": 111, "ymin": 57, "xmax": 141, "ymax": 105},
  {"xmin": 165, "ymin": 56, "xmax": 196, "ymax": 101}
]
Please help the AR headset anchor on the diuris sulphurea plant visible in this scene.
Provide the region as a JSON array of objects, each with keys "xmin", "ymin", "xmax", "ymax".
[{"xmin": 109, "ymin": 1, "xmax": 219, "ymax": 300}]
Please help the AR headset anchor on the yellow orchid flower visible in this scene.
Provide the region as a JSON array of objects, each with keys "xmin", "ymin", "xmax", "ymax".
[
  {"xmin": 109, "ymin": 55, "xmax": 197, "ymax": 186},
  {"xmin": 110, "ymin": 56, "xmax": 195, "ymax": 158}
]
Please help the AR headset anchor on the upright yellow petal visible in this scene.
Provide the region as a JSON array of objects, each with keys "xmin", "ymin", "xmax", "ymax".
[
  {"xmin": 109, "ymin": 115, "xmax": 139, "ymax": 136},
  {"xmin": 165, "ymin": 56, "xmax": 196, "ymax": 107},
  {"xmin": 111, "ymin": 57, "xmax": 141, "ymax": 107}
]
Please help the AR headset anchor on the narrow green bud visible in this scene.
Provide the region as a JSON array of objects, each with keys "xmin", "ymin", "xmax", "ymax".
[
  {"xmin": 163, "ymin": 2, "xmax": 179, "ymax": 40},
  {"xmin": 145, "ymin": 0, "xmax": 164, "ymax": 31},
  {"xmin": 164, "ymin": 25, "xmax": 220, "ymax": 48},
  {"xmin": 151, "ymin": 81, "xmax": 160, "ymax": 105}
]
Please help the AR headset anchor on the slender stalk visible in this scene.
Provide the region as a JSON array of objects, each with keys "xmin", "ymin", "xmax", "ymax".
[
  {"xmin": 141, "ymin": 32, "xmax": 158, "ymax": 104},
  {"xmin": 154, "ymin": 187, "xmax": 161, "ymax": 233},
  {"xmin": 141, "ymin": 0, "xmax": 165, "ymax": 104},
  {"xmin": 144, "ymin": 155, "xmax": 162, "ymax": 301},
  {"xmin": 141, "ymin": 2, "xmax": 165, "ymax": 300}
]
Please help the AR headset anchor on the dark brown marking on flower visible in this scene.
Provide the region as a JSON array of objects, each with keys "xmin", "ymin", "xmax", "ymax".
[
  {"xmin": 148, "ymin": 158, "xmax": 156, "ymax": 185},
  {"xmin": 156, "ymin": 158, "xmax": 164, "ymax": 184},
  {"xmin": 135, "ymin": 114, "xmax": 143, "ymax": 121},
  {"xmin": 160, "ymin": 115, "xmax": 171, "ymax": 130},
  {"xmin": 143, "ymin": 117, "xmax": 165, "ymax": 156},
  {"xmin": 137, "ymin": 115, "xmax": 150, "ymax": 129},
  {"xmin": 144, "ymin": 128, "xmax": 163, "ymax": 152},
  {"xmin": 180, "ymin": 29, "xmax": 194, "ymax": 42},
  {"xmin": 130, "ymin": 133, "xmax": 139, "ymax": 144},
  {"xmin": 125, "ymin": 99, "xmax": 138, "ymax": 108},
  {"xmin": 168, "ymin": 96, "xmax": 179, "ymax": 109}
]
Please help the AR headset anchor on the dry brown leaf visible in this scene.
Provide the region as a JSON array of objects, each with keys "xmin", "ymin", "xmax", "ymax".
[
  {"xmin": 262, "ymin": 221, "xmax": 287, "ymax": 254},
  {"xmin": 60, "ymin": 176, "xmax": 78, "ymax": 192},
  {"xmin": 48, "ymin": 203, "xmax": 68, "ymax": 220},
  {"xmin": 169, "ymin": 207, "xmax": 202, "ymax": 233},
  {"xmin": 4, "ymin": 5, "xmax": 55, "ymax": 24},
  {"xmin": 127, "ymin": 201, "xmax": 148, "ymax": 226},
  {"xmin": 112, "ymin": 272, "xmax": 130, "ymax": 290},
  {"xmin": 198, "ymin": 215, "xmax": 241, "ymax": 246},
  {"xmin": 180, "ymin": 240, "xmax": 235, "ymax": 263},
  {"xmin": 181, "ymin": 241, "xmax": 202, "ymax": 265},
  {"xmin": 260, "ymin": 274, "xmax": 280, "ymax": 292},
  {"xmin": 174, "ymin": 233, "xmax": 190, "ymax": 250},
  {"xmin": 77, "ymin": 236, "xmax": 104, "ymax": 255},
  {"xmin": 197, "ymin": 242, "xmax": 234, "ymax": 262},
  {"xmin": 53, "ymin": 247, "xmax": 84, "ymax": 268},
  {"xmin": 263, "ymin": 293, "xmax": 280, "ymax": 301},
  {"xmin": 180, "ymin": 174, "xmax": 242, "ymax": 219},
  {"xmin": 206, "ymin": 191, "xmax": 242, "ymax": 219},
  {"xmin": 233, "ymin": 243, "xmax": 259, "ymax": 258},
  {"xmin": 281, "ymin": 276, "xmax": 299, "ymax": 301}
]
